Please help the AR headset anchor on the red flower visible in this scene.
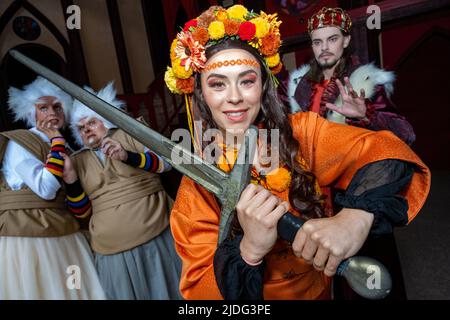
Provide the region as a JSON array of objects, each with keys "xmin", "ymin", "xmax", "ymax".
[
  {"xmin": 238, "ymin": 21, "xmax": 256, "ymax": 41},
  {"xmin": 183, "ymin": 19, "xmax": 198, "ymax": 31}
]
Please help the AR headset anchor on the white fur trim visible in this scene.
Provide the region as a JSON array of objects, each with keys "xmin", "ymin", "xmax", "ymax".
[
  {"xmin": 288, "ymin": 64, "xmax": 310, "ymax": 113},
  {"xmin": 347, "ymin": 63, "xmax": 395, "ymax": 98},
  {"xmin": 327, "ymin": 63, "xmax": 396, "ymax": 123},
  {"xmin": 7, "ymin": 76, "xmax": 73, "ymax": 128},
  {"xmin": 70, "ymin": 81, "xmax": 125, "ymax": 146}
]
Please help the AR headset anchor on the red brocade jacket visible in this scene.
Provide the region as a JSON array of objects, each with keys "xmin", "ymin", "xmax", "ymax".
[{"xmin": 289, "ymin": 61, "xmax": 416, "ymax": 146}]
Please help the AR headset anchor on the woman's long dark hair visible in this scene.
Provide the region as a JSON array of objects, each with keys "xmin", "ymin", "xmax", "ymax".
[{"xmin": 192, "ymin": 39, "xmax": 324, "ymax": 219}]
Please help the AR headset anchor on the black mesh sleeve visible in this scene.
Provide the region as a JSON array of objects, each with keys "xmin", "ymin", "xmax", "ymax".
[
  {"xmin": 213, "ymin": 234, "xmax": 265, "ymax": 300},
  {"xmin": 334, "ymin": 159, "xmax": 414, "ymax": 236}
]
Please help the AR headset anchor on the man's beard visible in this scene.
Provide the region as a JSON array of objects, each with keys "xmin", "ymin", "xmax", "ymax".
[{"xmin": 319, "ymin": 57, "xmax": 339, "ymax": 69}]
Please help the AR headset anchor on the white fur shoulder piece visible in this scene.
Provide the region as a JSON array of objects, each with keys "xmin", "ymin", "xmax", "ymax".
[
  {"xmin": 288, "ymin": 64, "xmax": 310, "ymax": 113},
  {"xmin": 327, "ymin": 63, "xmax": 396, "ymax": 124},
  {"xmin": 349, "ymin": 63, "xmax": 396, "ymax": 98}
]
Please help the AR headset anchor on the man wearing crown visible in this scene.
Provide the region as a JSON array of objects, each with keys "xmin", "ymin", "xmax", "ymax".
[
  {"xmin": 288, "ymin": 7, "xmax": 415, "ymax": 145},
  {"xmin": 288, "ymin": 7, "xmax": 416, "ymax": 299}
]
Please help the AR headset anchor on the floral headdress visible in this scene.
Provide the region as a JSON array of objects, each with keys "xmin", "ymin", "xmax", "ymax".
[
  {"xmin": 164, "ymin": 5, "xmax": 283, "ymax": 95},
  {"xmin": 164, "ymin": 5, "xmax": 283, "ymax": 153}
]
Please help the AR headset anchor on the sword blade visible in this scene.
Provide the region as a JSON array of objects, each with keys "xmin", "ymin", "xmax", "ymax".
[
  {"xmin": 9, "ymin": 49, "xmax": 228, "ymax": 196},
  {"xmin": 217, "ymin": 127, "xmax": 257, "ymax": 243}
]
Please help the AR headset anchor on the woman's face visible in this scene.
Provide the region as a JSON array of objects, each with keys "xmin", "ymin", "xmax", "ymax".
[{"xmin": 200, "ymin": 48, "xmax": 262, "ymax": 137}]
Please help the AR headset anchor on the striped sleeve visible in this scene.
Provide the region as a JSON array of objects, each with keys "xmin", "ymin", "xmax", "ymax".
[
  {"xmin": 65, "ymin": 179, "xmax": 92, "ymax": 219},
  {"xmin": 45, "ymin": 137, "xmax": 66, "ymax": 181},
  {"xmin": 124, "ymin": 150, "xmax": 170, "ymax": 173}
]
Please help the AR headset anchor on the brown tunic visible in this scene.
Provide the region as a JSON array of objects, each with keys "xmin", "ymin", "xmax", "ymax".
[
  {"xmin": 0, "ymin": 130, "xmax": 79, "ymax": 237},
  {"xmin": 72, "ymin": 129, "xmax": 172, "ymax": 255}
]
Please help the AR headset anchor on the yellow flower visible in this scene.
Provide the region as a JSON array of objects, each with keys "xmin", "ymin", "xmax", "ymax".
[
  {"xmin": 164, "ymin": 67, "xmax": 182, "ymax": 94},
  {"xmin": 248, "ymin": 37, "xmax": 262, "ymax": 49},
  {"xmin": 266, "ymin": 167, "xmax": 291, "ymax": 192},
  {"xmin": 259, "ymin": 11, "xmax": 282, "ymax": 33},
  {"xmin": 172, "ymin": 58, "xmax": 193, "ymax": 79},
  {"xmin": 265, "ymin": 53, "xmax": 280, "ymax": 68},
  {"xmin": 208, "ymin": 21, "xmax": 225, "ymax": 40},
  {"xmin": 170, "ymin": 39, "xmax": 178, "ymax": 61},
  {"xmin": 251, "ymin": 17, "xmax": 270, "ymax": 38},
  {"xmin": 227, "ymin": 4, "xmax": 248, "ymax": 21}
]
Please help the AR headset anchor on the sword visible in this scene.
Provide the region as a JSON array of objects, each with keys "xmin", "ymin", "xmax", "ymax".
[{"xmin": 10, "ymin": 49, "xmax": 392, "ymax": 300}]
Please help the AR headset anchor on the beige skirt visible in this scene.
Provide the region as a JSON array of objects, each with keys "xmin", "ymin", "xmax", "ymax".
[{"xmin": 0, "ymin": 232, "xmax": 106, "ymax": 300}]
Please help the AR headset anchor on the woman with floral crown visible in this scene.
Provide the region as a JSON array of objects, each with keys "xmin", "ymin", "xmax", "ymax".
[{"xmin": 166, "ymin": 5, "xmax": 430, "ymax": 300}]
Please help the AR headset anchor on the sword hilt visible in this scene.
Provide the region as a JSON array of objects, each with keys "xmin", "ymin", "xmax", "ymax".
[{"xmin": 277, "ymin": 212, "xmax": 392, "ymax": 300}]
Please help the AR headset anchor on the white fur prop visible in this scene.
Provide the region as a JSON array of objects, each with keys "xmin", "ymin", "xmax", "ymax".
[
  {"xmin": 328, "ymin": 63, "xmax": 395, "ymax": 124},
  {"xmin": 70, "ymin": 81, "xmax": 126, "ymax": 146},
  {"xmin": 7, "ymin": 76, "xmax": 73, "ymax": 128},
  {"xmin": 288, "ymin": 64, "xmax": 311, "ymax": 113}
]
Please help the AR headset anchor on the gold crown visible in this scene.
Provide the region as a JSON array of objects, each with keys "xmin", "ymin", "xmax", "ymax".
[
  {"xmin": 165, "ymin": 5, "xmax": 283, "ymax": 95},
  {"xmin": 308, "ymin": 7, "xmax": 352, "ymax": 34}
]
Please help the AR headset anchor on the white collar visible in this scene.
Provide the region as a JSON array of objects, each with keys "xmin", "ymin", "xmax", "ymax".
[{"xmin": 29, "ymin": 127, "xmax": 50, "ymax": 144}]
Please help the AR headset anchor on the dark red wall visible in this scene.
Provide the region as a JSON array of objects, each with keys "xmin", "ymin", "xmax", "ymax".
[{"xmin": 382, "ymin": 7, "xmax": 450, "ymax": 170}]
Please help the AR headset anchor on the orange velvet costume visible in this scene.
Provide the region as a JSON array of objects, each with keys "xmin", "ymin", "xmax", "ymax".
[{"xmin": 170, "ymin": 111, "xmax": 431, "ymax": 300}]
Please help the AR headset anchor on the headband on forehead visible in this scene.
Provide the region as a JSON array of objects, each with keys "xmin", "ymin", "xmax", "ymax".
[
  {"xmin": 202, "ymin": 58, "xmax": 260, "ymax": 72},
  {"xmin": 164, "ymin": 5, "xmax": 283, "ymax": 95}
]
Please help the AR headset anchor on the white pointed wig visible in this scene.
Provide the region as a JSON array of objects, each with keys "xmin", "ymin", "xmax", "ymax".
[
  {"xmin": 8, "ymin": 76, "xmax": 73, "ymax": 128},
  {"xmin": 70, "ymin": 81, "xmax": 126, "ymax": 146}
]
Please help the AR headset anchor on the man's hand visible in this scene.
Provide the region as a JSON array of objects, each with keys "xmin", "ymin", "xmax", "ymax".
[
  {"xmin": 292, "ymin": 208, "xmax": 374, "ymax": 277},
  {"xmin": 325, "ymin": 77, "xmax": 367, "ymax": 120},
  {"xmin": 237, "ymin": 184, "xmax": 290, "ymax": 265},
  {"xmin": 101, "ymin": 137, "xmax": 128, "ymax": 161},
  {"xmin": 36, "ymin": 118, "xmax": 61, "ymax": 140},
  {"xmin": 59, "ymin": 152, "xmax": 78, "ymax": 184}
]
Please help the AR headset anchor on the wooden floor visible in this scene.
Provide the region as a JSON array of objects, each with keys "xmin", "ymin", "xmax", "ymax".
[{"xmin": 395, "ymin": 170, "xmax": 450, "ymax": 300}]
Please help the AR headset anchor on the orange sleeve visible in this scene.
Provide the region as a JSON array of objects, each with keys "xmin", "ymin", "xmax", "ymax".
[
  {"xmin": 170, "ymin": 176, "xmax": 224, "ymax": 300},
  {"xmin": 290, "ymin": 111, "xmax": 431, "ymax": 223}
]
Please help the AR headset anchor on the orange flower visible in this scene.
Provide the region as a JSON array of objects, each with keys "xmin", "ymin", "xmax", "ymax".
[
  {"xmin": 271, "ymin": 62, "xmax": 283, "ymax": 75},
  {"xmin": 175, "ymin": 31, "xmax": 206, "ymax": 73},
  {"xmin": 217, "ymin": 147, "xmax": 238, "ymax": 172},
  {"xmin": 266, "ymin": 167, "xmax": 291, "ymax": 192},
  {"xmin": 223, "ymin": 19, "xmax": 240, "ymax": 36},
  {"xmin": 192, "ymin": 27, "xmax": 209, "ymax": 46},
  {"xmin": 260, "ymin": 32, "xmax": 281, "ymax": 56},
  {"xmin": 176, "ymin": 77, "xmax": 195, "ymax": 94},
  {"xmin": 216, "ymin": 8, "xmax": 229, "ymax": 21}
]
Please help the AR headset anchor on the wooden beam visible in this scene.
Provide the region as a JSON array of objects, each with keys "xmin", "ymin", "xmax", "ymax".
[
  {"xmin": 106, "ymin": 0, "xmax": 134, "ymax": 94},
  {"xmin": 141, "ymin": 0, "xmax": 169, "ymax": 77},
  {"xmin": 60, "ymin": 0, "xmax": 90, "ymax": 86}
]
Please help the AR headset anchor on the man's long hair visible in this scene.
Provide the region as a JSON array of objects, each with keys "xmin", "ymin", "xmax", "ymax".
[{"xmin": 192, "ymin": 39, "xmax": 324, "ymax": 219}]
